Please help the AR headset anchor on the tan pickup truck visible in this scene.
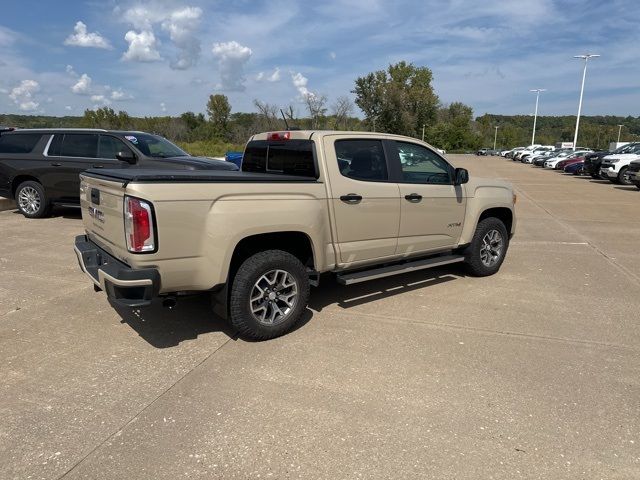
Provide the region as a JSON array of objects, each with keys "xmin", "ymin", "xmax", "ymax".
[{"xmin": 75, "ymin": 130, "xmax": 516, "ymax": 339}]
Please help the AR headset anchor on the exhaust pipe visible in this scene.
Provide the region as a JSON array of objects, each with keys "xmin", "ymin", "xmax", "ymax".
[{"xmin": 162, "ymin": 296, "xmax": 177, "ymax": 309}]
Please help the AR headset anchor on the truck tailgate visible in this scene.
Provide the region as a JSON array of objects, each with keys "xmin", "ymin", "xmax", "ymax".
[{"xmin": 79, "ymin": 174, "xmax": 129, "ymax": 262}]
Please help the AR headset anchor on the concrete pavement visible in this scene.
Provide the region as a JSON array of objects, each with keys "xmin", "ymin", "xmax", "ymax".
[{"xmin": 0, "ymin": 155, "xmax": 638, "ymax": 479}]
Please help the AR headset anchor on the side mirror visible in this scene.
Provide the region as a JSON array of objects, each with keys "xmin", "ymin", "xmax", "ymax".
[
  {"xmin": 116, "ymin": 150, "xmax": 136, "ymax": 164},
  {"xmin": 454, "ymin": 167, "xmax": 469, "ymax": 185}
]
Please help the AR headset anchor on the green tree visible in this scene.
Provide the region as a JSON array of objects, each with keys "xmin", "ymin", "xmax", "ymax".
[
  {"xmin": 352, "ymin": 61, "xmax": 439, "ymax": 137},
  {"xmin": 427, "ymin": 102, "xmax": 480, "ymax": 151},
  {"xmin": 206, "ymin": 94, "xmax": 231, "ymax": 139}
]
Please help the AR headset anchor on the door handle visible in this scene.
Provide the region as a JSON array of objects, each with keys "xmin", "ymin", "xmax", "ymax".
[
  {"xmin": 50, "ymin": 162, "xmax": 62, "ymax": 167},
  {"xmin": 404, "ymin": 193, "xmax": 422, "ymax": 202},
  {"xmin": 340, "ymin": 194, "xmax": 362, "ymax": 204},
  {"xmin": 92, "ymin": 165, "xmax": 104, "ymax": 168}
]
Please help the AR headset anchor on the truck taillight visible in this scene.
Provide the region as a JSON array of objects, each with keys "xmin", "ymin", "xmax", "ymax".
[{"xmin": 124, "ymin": 196, "xmax": 156, "ymax": 253}]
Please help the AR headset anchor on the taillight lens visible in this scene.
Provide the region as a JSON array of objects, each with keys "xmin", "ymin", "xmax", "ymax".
[{"xmin": 124, "ymin": 196, "xmax": 155, "ymax": 253}]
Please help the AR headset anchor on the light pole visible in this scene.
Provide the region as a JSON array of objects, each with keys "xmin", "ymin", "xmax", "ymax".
[
  {"xmin": 422, "ymin": 124, "xmax": 425, "ymax": 142},
  {"xmin": 493, "ymin": 126, "xmax": 499, "ymax": 151},
  {"xmin": 530, "ymin": 89, "xmax": 546, "ymax": 146},
  {"xmin": 617, "ymin": 124, "xmax": 624, "ymax": 143},
  {"xmin": 572, "ymin": 53, "xmax": 600, "ymax": 150}
]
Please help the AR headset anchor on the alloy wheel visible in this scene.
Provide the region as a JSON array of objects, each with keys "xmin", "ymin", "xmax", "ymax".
[
  {"xmin": 249, "ymin": 269, "xmax": 299, "ymax": 326},
  {"xmin": 18, "ymin": 186, "xmax": 41, "ymax": 215},
  {"xmin": 480, "ymin": 229, "xmax": 504, "ymax": 267}
]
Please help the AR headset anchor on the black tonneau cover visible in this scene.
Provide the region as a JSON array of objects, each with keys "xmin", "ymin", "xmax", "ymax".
[{"xmin": 82, "ymin": 168, "xmax": 320, "ymax": 185}]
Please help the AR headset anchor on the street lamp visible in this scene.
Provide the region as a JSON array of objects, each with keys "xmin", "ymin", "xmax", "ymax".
[
  {"xmin": 530, "ymin": 89, "xmax": 546, "ymax": 146},
  {"xmin": 493, "ymin": 126, "xmax": 499, "ymax": 151},
  {"xmin": 617, "ymin": 124, "xmax": 624, "ymax": 143},
  {"xmin": 572, "ymin": 53, "xmax": 600, "ymax": 150}
]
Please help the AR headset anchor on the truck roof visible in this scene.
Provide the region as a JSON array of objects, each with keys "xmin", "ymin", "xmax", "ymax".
[{"xmin": 250, "ymin": 130, "xmax": 431, "ymax": 142}]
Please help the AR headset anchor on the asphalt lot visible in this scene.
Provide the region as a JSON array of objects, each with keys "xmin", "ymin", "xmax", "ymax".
[{"xmin": 1, "ymin": 154, "xmax": 639, "ymax": 479}]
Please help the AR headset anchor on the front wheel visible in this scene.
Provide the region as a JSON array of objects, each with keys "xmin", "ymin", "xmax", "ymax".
[
  {"xmin": 464, "ymin": 218, "xmax": 509, "ymax": 277},
  {"xmin": 15, "ymin": 181, "xmax": 51, "ymax": 218},
  {"xmin": 618, "ymin": 167, "xmax": 632, "ymax": 186},
  {"xmin": 229, "ymin": 250, "xmax": 310, "ymax": 340}
]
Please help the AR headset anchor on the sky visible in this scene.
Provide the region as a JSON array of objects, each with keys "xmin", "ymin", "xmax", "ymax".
[{"xmin": 0, "ymin": 0, "xmax": 638, "ymax": 119}]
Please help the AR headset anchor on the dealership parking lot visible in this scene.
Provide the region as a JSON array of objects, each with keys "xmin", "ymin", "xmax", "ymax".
[{"xmin": 1, "ymin": 154, "xmax": 639, "ymax": 479}]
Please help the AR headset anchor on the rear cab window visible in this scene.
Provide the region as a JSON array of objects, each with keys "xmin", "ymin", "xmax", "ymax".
[
  {"xmin": 242, "ymin": 139, "xmax": 317, "ymax": 178},
  {"xmin": 0, "ymin": 133, "xmax": 43, "ymax": 154}
]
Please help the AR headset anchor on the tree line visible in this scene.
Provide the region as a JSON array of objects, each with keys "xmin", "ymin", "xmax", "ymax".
[{"xmin": 1, "ymin": 61, "xmax": 639, "ymax": 155}]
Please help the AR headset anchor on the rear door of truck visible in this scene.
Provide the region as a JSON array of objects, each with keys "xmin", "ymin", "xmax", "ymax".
[{"xmin": 321, "ymin": 135, "xmax": 401, "ymax": 264}]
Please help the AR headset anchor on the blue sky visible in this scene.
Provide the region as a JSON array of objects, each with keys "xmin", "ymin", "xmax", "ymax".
[{"xmin": 0, "ymin": 0, "xmax": 638, "ymax": 118}]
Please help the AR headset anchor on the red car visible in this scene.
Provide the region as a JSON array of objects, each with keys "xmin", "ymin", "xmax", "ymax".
[{"xmin": 555, "ymin": 156, "xmax": 584, "ymax": 170}]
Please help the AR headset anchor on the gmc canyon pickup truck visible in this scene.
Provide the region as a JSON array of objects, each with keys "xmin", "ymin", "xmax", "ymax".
[{"xmin": 75, "ymin": 131, "xmax": 516, "ymax": 340}]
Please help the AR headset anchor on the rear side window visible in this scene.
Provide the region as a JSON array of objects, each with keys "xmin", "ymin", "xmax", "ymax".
[
  {"xmin": 0, "ymin": 133, "xmax": 42, "ymax": 154},
  {"xmin": 60, "ymin": 134, "xmax": 98, "ymax": 158},
  {"xmin": 335, "ymin": 139, "xmax": 388, "ymax": 181},
  {"xmin": 242, "ymin": 140, "xmax": 317, "ymax": 178}
]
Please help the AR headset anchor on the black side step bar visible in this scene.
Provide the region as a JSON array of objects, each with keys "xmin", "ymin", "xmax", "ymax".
[{"xmin": 336, "ymin": 254, "xmax": 465, "ymax": 286}]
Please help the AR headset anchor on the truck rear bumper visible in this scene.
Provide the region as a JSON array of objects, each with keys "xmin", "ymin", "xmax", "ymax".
[{"xmin": 74, "ymin": 235, "xmax": 160, "ymax": 308}]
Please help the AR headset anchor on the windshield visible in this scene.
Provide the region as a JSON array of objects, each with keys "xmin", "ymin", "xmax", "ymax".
[
  {"xmin": 122, "ymin": 133, "xmax": 188, "ymax": 158},
  {"xmin": 616, "ymin": 143, "xmax": 640, "ymax": 154}
]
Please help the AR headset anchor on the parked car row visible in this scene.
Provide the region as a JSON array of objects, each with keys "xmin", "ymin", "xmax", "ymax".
[{"xmin": 499, "ymin": 143, "xmax": 640, "ymax": 189}]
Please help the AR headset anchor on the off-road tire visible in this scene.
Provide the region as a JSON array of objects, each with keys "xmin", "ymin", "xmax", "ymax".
[
  {"xmin": 15, "ymin": 181, "xmax": 51, "ymax": 218},
  {"xmin": 229, "ymin": 250, "xmax": 310, "ymax": 341},
  {"xmin": 464, "ymin": 217, "xmax": 509, "ymax": 277}
]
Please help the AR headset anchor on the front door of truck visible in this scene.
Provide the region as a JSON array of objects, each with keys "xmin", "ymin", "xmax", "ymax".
[
  {"xmin": 391, "ymin": 141, "xmax": 466, "ymax": 254},
  {"xmin": 323, "ymin": 136, "xmax": 401, "ymax": 265}
]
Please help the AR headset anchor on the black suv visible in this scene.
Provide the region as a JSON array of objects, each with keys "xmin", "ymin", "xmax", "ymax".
[{"xmin": 0, "ymin": 129, "xmax": 238, "ymax": 218}]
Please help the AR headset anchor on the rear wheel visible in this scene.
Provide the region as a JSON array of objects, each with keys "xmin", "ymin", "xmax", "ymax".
[
  {"xmin": 229, "ymin": 250, "xmax": 310, "ymax": 340},
  {"xmin": 15, "ymin": 181, "xmax": 51, "ymax": 218},
  {"xmin": 464, "ymin": 218, "xmax": 509, "ymax": 277}
]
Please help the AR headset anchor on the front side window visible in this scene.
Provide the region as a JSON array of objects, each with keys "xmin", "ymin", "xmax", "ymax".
[
  {"xmin": 243, "ymin": 140, "xmax": 316, "ymax": 177},
  {"xmin": 396, "ymin": 142, "xmax": 452, "ymax": 184},
  {"xmin": 0, "ymin": 133, "xmax": 43, "ymax": 154},
  {"xmin": 98, "ymin": 135, "xmax": 131, "ymax": 159},
  {"xmin": 335, "ymin": 139, "xmax": 388, "ymax": 181},
  {"xmin": 60, "ymin": 134, "xmax": 98, "ymax": 158}
]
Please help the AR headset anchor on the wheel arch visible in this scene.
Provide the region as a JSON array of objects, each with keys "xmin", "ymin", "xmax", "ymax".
[{"xmin": 11, "ymin": 175, "xmax": 42, "ymax": 198}]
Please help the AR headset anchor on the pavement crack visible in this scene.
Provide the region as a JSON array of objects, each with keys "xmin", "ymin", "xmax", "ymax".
[
  {"xmin": 331, "ymin": 309, "xmax": 640, "ymax": 352},
  {"xmin": 513, "ymin": 185, "xmax": 640, "ymax": 286},
  {"xmin": 56, "ymin": 335, "xmax": 234, "ymax": 479}
]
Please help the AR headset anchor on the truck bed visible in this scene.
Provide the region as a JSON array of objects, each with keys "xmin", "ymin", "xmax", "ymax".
[{"xmin": 82, "ymin": 169, "xmax": 321, "ymax": 185}]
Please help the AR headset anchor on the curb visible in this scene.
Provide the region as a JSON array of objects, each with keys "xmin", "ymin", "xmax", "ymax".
[{"xmin": 0, "ymin": 197, "xmax": 16, "ymax": 212}]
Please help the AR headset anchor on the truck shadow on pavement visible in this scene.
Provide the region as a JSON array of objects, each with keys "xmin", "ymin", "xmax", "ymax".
[{"xmin": 112, "ymin": 267, "xmax": 463, "ymax": 348}]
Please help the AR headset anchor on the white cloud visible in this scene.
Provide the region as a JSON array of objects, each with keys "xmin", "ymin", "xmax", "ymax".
[
  {"xmin": 122, "ymin": 30, "xmax": 161, "ymax": 62},
  {"xmin": 71, "ymin": 73, "xmax": 92, "ymax": 94},
  {"xmin": 329, "ymin": 51, "xmax": 336, "ymax": 60},
  {"xmin": 211, "ymin": 41, "xmax": 252, "ymax": 91},
  {"xmin": 0, "ymin": 26, "xmax": 17, "ymax": 47},
  {"xmin": 110, "ymin": 88, "xmax": 133, "ymax": 101},
  {"xmin": 91, "ymin": 94, "xmax": 111, "ymax": 105},
  {"xmin": 161, "ymin": 6, "xmax": 202, "ymax": 69},
  {"xmin": 291, "ymin": 72, "xmax": 314, "ymax": 99},
  {"xmin": 9, "ymin": 79, "xmax": 40, "ymax": 110},
  {"xmin": 65, "ymin": 64, "xmax": 76, "ymax": 76},
  {"xmin": 65, "ymin": 105, "xmax": 72, "ymax": 111},
  {"xmin": 160, "ymin": 102, "xmax": 167, "ymax": 112},
  {"xmin": 64, "ymin": 21, "xmax": 112, "ymax": 49},
  {"xmin": 257, "ymin": 67, "xmax": 280, "ymax": 82}
]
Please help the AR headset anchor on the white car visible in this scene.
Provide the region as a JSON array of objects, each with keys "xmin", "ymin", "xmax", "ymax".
[
  {"xmin": 599, "ymin": 144, "xmax": 640, "ymax": 184},
  {"xmin": 513, "ymin": 144, "xmax": 542, "ymax": 161},
  {"xmin": 544, "ymin": 150, "xmax": 591, "ymax": 169},
  {"xmin": 521, "ymin": 146, "xmax": 555, "ymax": 163}
]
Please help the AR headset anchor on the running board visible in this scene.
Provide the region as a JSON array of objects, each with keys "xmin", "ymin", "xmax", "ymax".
[{"xmin": 336, "ymin": 254, "xmax": 465, "ymax": 286}]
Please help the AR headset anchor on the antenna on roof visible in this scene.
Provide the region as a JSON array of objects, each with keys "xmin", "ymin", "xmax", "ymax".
[{"xmin": 280, "ymin": 109, "xmax": 290, "ymax": 130}]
